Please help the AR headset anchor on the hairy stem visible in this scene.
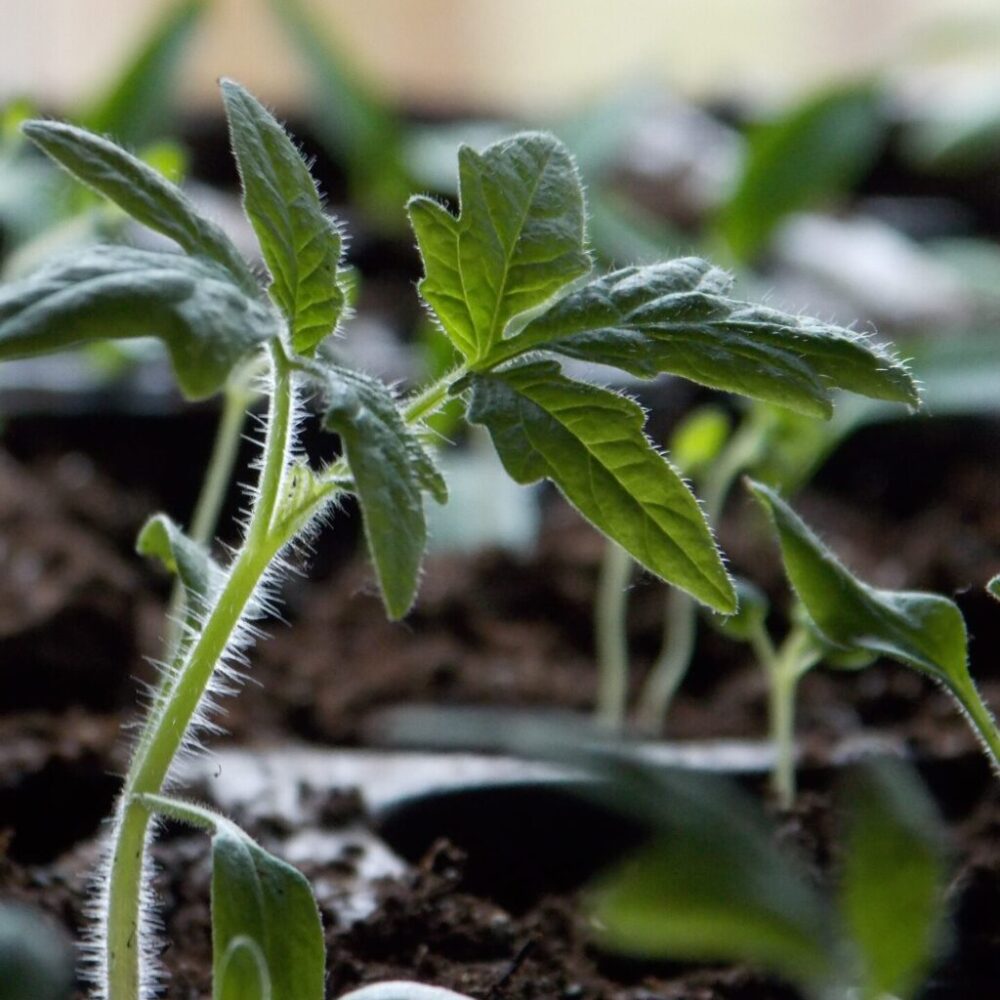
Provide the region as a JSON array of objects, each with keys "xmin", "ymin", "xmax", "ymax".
[
  {"xmin": 595, "ymin": 541, "xmax": 633, "ymax": 728},
  {"xmin": 952, "ymin": 675, "xmax": 1000, "ymax": 771},
  {"xmin": 105, "ymin": 344, "xmax": 293, "ymax": 1000}
]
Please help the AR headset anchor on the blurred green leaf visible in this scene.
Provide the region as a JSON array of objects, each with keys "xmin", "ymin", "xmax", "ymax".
[
  {"xmin": 705, "ymin": 576, "xmax": 769, "ymax": 642},
  {"xmin": 589, "ymin": 768, "xmax": 835, "ymax": 989},
  {"xmin": 217, "ymin": 937, "xmax": 271, "ymax": 1000},
  {"xmin": 718, "ymin": 84, "xmax": 883, "ymax": 261},
  {"xmin": 0, "ymin": 903, "xmax": 73, "ymax": 1000},
  {"xmin": 669, "ymin": 404, "xmax": 731, "ymax": 477},
  {"xmin": 82, "ymin": 0, "xmax": 208, "ymax": 147},
  {"xmin": 839, "ymin": 757, "xmax": 948, "ymax": 1000}
]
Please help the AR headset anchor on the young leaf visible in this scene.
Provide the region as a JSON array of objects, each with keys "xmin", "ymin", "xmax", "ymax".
[
  {"xmin": 467, "ymin": 360, "xmax": 735, "ymax": 611},
  {"xmin": 588, "ymin": 769, "xmax": 836, "ymax": 992},
  {"xmin": 496, "ymin": 259, "xmax": 918, "ymax": 418},
  {"xmin": 22, "ymin": 120, "xmax": 256, "ymax": 294},
  {"xmin": 217, "ymin": 937, "xmax": 271, "ymax": 1000},
  {"xmin": 747, "ymin": 479, "xmax": 968, "ymax": 686},
  {"xmin": 718, "ymin": 83, "xmax": 882, "ymax": 261},
  {"xmin": 0, "ymin": 245, "xmax": 277, "ymax": 399},
  {"xmin": 409, "ymin": 132, "xmax": 591, "ymax": 362},
  {"xmin": 137, "ymin": 795, "xmax": 324, "ymax": 1000},
  {"xmin": 221, "ymin": 79, "xmax": 348, "ymax": 356},
  {"xmin": 81, "ymin": 0, "xmax": 208, "ymax": 148},
  {"xmin": 838, "ymin": 758, "xmax": 948, "ymax": 1000},
  {"xmin": 136, "ymin": 513, "xmax": 224, "ymax": 615},
  {"xmin": 318, "ymin": 363, "xmax": 447, "ymax": 619}
]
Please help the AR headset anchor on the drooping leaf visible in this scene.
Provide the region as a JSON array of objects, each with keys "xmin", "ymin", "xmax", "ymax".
[
  {"xmin": 22, "ymin": 120, "xmax": 255, "ymax": 292},
  {"xmin": 136, "ymin": 513, "xmax": 224, "ymax": 616},
  {"xmin": 221, "ymin": 79, "xmax": 348, "ymax": 355},
  {"xmin": 0, "ymin": 244, "xmax": 262, "ymax": 388},
  {"xmin": 497, "ymin": 259, "xmax": 918, "ymax": 418},
  {"xmin": 588, "ymin": 767, "xmax": 836, "ymax": 993},
  {"xmin": 217, "ymin": 937, "xmax": 271, "ymax": 1000},
  {"xmin": 81, "ymin": 0, "xmax": 208, "ymax": 147},
  {"xmin": 467, "ymin": 360, "xmax": 735, "ymax": 611},
  {"xmin": 838, "ymin": 758, "xmax": 948, "ymax": 1000},
  {"xmin": 317, "ymin": 363, "xmax": 447, "ymax": 619},
  {"xmin": 718, "ymin": 83, "xmax": 883, "ymax": 261},
  {"xmin": 137, "ymin": 795, "xmax": 324, "ymax": 1000},
  {"xmin": 409, "ymin": 132, "xmax": 591, "ymax": 362},
  {"xmin": 0, "ymin": 245, "xmax": 277, "ymax": 399},
  {"xmin": 747, "ymin": 479, "xmax": 969, "ymax": 686}
]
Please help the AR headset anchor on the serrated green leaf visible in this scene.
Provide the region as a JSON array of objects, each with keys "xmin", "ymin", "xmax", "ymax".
[
  {"xmin": 212, "ymin": 833, "xmax": 322, "ymax": 1000},
  {"xmin": 0, "ymin": 245, "xmax": 276, "ymax": 398},
  {"xmin": 719, "ymin": 84, "xmax": 882, "ymax": 261},
  {"xmin": 498, "ymin": 259, "xmax": 918, "ymax": 418},
  {"xmin": 81, "ymin": 0, "xmax": 207, "ymax": 147},
  {"xmin": 317, "ymin": 363, "xmax": 447, "ymax": 619},
  {"xmin": 747, "ymin": 479, "xmax": 968, "ymax": 686},
  {"xmin": 218, "ymin": 937, "xmax": 271, "ymax": 1000},
  {"xmin": 588, "ymin": 770, "xmax": 835, "ymax": 991},
  {"xmin": 221, "ymin": 79, "xmax": 347, "ymax": 356},
  {"xmin": 467, "ymin": 360, "xmax": 734, "ymax": 611},
  {"xmin": 22, "ymin": 120, "xmax": 255, "ymax": 292},
  {"xmin": 136, "ymin": 513, "xmax": 223, "ymax": 616},
  {"xmin": 838, "ymin": 758, "xmax": 947, "ymax": 1000},
  {"xmin": 409, "ymin": 132, "xmax": 591, "ymax": 362}
]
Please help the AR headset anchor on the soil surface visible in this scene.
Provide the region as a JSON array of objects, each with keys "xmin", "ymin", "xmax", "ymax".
[{"xmin": 1, "ymin": 403, "xmax": 999, "ymax": 998}]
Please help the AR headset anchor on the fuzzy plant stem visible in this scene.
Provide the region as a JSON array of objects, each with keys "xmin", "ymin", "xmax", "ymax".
[
  {"xmin": 757, "ymin": 625, "xmax": 820, "ymax": 810},
  {"xmin": 104, "ymin": 344, "xmax": 294, "ymax": 1000},
  {"xmin": 636, "ymin": 419, "xmax": 770, "ymax": 730},
  {"xmin": 950, "ymin": 675, "xmax": 1000, "ymax": 769},
  {"xmin": 595, "ymin": 541, "xmax": 633, "ymax": 728}
]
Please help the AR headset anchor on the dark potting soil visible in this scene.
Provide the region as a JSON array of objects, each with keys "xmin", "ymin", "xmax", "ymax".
[{"xmin": 0, "ymin": 409, "xmax": 999, "ymax": 998}]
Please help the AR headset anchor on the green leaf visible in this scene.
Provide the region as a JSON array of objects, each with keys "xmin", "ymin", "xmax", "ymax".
[
  {"xmin": 718, "ymin": 83, "xmax": 882, "ymax": 261},
  {"xmin": 136, "ymin": 513, "xmax": 223, "ymax": 615},
  {"xmin": 80, "ymin": 0, "xmax": 208, "ymax": 147},
  {"xmin": 589, "ymin": 769, "xmax": 835, "ymax": 992},
  {"xmin": 746, "ymin": 479, "xmax": 969, "ymax": 686},
  {"xmin": 317, "ymin": 363, "xmax": 447, "ymax": 619},
  {"xmin": 22, "ymin": 119, "xmax": 255, "ymax": 292},
  {"xmin": 838, "ymin": 758, "xmax": 948, "ymax": 1000},
  {"xmin": 221, "ymin": 79, "xmax": 348, "ymax": 356},
  {"xmin": 500, "ymin": 259, "xmax": 918, "ymax": 418},
  {"xmin": 218, "ymin": 937, "xmax": 271, "ymax": 1000},
  {"xmin": 0, "ymin": 244, "xmax": 276, "ymax": 399},
  {"xmin": 669, "ymin": 404, "xmax": 731, "ymax": 478},
  {"xmin": 212, "ymin": 832, "xmax": 323, "ymax": 1000},
  {"xmin": 467, "ymin": 360, "xmax": 735, "ymax": 611},
  {"xmin": 989, "ymin": 574, "xmax": 1000, "ymax": 601},
  {"xmin": 409, "ymin": 132, "xmax": 591, "ymax": 362}
]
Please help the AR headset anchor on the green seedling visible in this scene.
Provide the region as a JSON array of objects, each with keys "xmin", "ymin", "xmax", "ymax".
[
  {"xmin": 591, "ymin": 754, "xmax": 949, "ymax": 1000},
  {"xmin": 747, "ymin": 479, "xmax": 1000, "ymax": 804},
  {"xmin": 0, "ymin": 78, "xmax": 923, "ymax": 999}
]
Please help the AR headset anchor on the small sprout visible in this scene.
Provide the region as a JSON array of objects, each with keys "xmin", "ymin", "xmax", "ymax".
[{"xmin": 748, "ymin": 478, "xmax": 1000, "ymax": 781}]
